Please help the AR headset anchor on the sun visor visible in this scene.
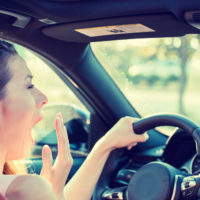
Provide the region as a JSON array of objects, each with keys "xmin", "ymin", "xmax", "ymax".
[{"xmin": 42, "ymin": 13, "xmax": 200, "ymax": 43}]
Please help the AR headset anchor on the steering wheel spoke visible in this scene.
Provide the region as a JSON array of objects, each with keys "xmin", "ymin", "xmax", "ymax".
[{"xmin": 102, "ymin": 186, "xmax": 127, "ymax": 200}]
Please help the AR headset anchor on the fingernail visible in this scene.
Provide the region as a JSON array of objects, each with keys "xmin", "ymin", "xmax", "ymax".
[
  {"xmin": 43, "ymin": 145, "xmax": 50, "ymax": 155},
  {"xmin": 56, "ymin": 112, "xmax": 61, "ymax": 118},
  {"xmin": 43, "ymin": 150, "xmax": 48, "ymax": 157},
  {"xmin": 127, "ymin": 146, "xmax": 131, "ymax": 150}
]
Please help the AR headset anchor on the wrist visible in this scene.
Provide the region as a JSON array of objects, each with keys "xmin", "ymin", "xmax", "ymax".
[{"xmin": 94, "ymin": 135, "xmax": 114, "ymax": 154}]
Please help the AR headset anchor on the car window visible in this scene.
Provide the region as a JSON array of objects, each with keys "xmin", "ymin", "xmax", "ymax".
[
  {"xmin": 15, "ymin": 44, "xmax": 90, "ymax": 154},
  {"xmin": 91, "ymin": 35, "xmax": 200, "ymax": 135}
]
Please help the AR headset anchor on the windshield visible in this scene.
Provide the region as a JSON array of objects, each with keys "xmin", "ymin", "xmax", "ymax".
[{"xmin": 91, "ymin": 35, "xmax": 200, "ymax": 134}]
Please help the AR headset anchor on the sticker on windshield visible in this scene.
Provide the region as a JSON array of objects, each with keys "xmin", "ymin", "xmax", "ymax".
[{"xmin": 75, "ymin": 24, "xmax": 155, "ymax": 37}]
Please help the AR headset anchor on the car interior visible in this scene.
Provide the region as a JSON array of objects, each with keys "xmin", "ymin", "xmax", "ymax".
[{"xmin": 1, "ymin": 0, "xmax": 200, "ymax": 200}]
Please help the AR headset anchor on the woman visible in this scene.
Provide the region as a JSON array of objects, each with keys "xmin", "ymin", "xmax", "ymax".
[{"xmin": 0, "ymin": 40, "xmax": 148, "ymax": 200}]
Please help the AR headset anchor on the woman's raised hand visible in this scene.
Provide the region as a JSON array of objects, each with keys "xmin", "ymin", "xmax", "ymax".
[
  {"xmin": 101, "ymin": 116, "xmax": 149, "ymax": 151},
  {"xmin": 40, "ymin": 113, "xmax": 73, "ymax": 200}
]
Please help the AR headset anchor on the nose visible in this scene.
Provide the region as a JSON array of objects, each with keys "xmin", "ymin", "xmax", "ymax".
[{"xmin": 35, "ymin": 88, "xmax": 48, "ymax": 109}]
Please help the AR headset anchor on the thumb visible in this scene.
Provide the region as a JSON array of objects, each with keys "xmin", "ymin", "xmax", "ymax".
[
  {"xmin": 41, "ymin": 145, "xmax": 53, "ymax": 177},
  {"xmin": 133, "ymin": 132, "xmax": 149, "ymax": 142}
]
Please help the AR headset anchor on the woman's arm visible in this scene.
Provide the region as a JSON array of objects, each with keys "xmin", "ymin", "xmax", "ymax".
[
  {"xmin": 64, "ymin": 137, "xmax": 111, "ymax": 200},
  {"xmin": 64, "ymin": 116, "xmax": 148, "ymax": 200}
]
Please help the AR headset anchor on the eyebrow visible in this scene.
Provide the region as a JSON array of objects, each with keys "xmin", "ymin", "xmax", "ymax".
[{"xmin": 25, "ymin": 75, "xmax": 33, "ymax": 80}]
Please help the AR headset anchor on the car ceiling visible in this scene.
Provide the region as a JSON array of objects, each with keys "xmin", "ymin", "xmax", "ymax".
[{"xmin": 0, "ymin": 0, "xmax": 200, "ymax": 44}]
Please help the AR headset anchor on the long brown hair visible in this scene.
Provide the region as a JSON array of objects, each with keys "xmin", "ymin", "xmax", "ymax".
[
  {"xmin": 0, "ymin": 41, "xmax": 27, "ymax": 174},
  {"xmin": 3, "ymin": 161, "xmax": 27, "ymax": 174}
]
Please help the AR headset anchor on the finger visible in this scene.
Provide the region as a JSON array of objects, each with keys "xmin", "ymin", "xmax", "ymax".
[
  {"xmin": 41, "ymin": 145, "xmax": 53, "ymax": 177},
  {"xmin": 55, "ymin": 113, "xmax": 70, "ymax": 157},
  {"xmin": 127, "ymin": 142, "xmax": 137, "ymax": 150},
  {"xmin": 54, "ymin": 113, "xmax": 72, "ymax": 168},
  {"xmin": 53, "ymin": 114, "xmax": 73, "ymax": 185}
]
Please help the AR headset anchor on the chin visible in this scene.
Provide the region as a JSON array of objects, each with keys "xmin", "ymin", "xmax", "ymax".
[{"xmin": 33, "ymin": 115, "xmax": 43, "ymax": 127}]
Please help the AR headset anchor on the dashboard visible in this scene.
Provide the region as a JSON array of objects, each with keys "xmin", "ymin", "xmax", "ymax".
[{"xmin": 181, "ymin": 154, "xmax": 200, "ymax": 175}]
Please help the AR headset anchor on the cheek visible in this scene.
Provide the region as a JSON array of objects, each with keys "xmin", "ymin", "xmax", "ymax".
[
  {"xmin": 2, "ymin": 94, "xmax": 36, "ymax": 160},
  {"xmin": 3, "ymin": 93, "xmax": 36, "ymax": 125}
]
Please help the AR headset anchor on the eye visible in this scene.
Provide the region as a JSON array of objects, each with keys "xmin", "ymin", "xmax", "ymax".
[{"xmin": 27, "ymin": 84, "xmax": 34, "ymax": 89}]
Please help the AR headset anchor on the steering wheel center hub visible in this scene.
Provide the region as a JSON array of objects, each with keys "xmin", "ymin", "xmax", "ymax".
[{"xmin": 127, "ymin": 162, "xmax": 180, "ymax": 200}]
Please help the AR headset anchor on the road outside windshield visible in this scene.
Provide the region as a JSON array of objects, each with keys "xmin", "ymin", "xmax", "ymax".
[{"xmin": 91, "ymin": 35, "xmax": 200, "ymax": 135}]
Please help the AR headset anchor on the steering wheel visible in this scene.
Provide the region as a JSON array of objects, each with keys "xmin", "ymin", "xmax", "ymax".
[{"xmin": 93, "ymin": 114, "xmax": 200, "ymax": 200}]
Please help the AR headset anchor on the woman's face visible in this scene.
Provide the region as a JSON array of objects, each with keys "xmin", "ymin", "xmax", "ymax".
[{"xmin": 0, "ymin": 55, "xmax": 48, "ymax": 160}]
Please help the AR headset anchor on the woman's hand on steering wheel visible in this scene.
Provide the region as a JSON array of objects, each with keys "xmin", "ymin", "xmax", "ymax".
[{"xmin": 101, "ymin": 116, "xmax": 149, "ymax": 151}]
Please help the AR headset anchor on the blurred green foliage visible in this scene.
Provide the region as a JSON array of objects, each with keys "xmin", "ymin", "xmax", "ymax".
[{"xmin": 91, "ymin": 35, "xmax": 200, "ymax": 131}]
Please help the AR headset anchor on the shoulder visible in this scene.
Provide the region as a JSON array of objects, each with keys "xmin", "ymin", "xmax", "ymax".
[
  {"xmin": 5, "ymin": 175, "xmax": 56, "ymax": 200},
  {"xmin": 0, "ymin": 193, "xmax": 5, "ymax": 200}
]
